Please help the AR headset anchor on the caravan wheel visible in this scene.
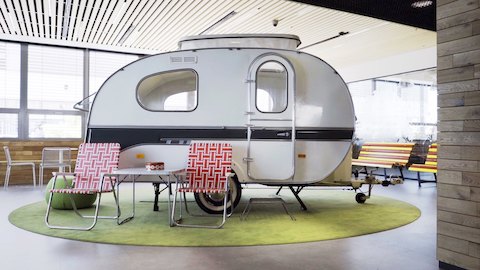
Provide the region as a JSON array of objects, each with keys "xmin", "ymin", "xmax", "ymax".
[
  {"xmin": 355, "ymin": 193, "xmax": 367, "ymax": 204},
  {"xmin": 194, "ymin": 175, "xmax": 242, "ymax": 214}
]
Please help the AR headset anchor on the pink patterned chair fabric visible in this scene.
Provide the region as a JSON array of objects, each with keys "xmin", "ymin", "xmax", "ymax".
[
  {"xmin": 50, "ymin": 143, "xmax": 120, "ymax": 195},
  {"xmin": 179, "ymin": 142, "xmax": 232, "ymax": 194}
]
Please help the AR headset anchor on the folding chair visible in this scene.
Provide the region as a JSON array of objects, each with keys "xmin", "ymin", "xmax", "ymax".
[
  {"xmin": 3, "ymin": 146, "xmax": 36, "ymax": 189},
  {"xmin": 45, "ymin": 143, "xmax": 121, "ymax": 231},
  {"xmin": 171, "ymin": 142, "xmax": 234, "ymax": 229}
]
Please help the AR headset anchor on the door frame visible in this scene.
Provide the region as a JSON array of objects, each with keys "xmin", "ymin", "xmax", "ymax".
[{"xmin": 244, "ymin": 53, "xmax": 296, "ymax": 181}]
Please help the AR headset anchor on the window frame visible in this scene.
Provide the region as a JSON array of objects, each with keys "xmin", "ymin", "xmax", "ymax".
[
  {"xmin": 136, "ymin": 69, "xmax": 199, "ymax": 112},
  {"xmin": 254, "ymin": 60, "xmax": 288, "ymax": 114}
]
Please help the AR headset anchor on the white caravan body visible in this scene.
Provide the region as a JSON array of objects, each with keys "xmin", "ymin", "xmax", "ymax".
[{"xmin": 86, "ymin": 34, "xmax": 355, "ymax": 187}]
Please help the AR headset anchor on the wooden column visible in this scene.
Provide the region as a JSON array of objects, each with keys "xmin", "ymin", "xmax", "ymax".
[{"xmin": 437, "ymin": 0, "xmax": 480, "ymax": 269}]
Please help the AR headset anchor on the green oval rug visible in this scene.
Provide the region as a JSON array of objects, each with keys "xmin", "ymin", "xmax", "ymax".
[{"xmin": 9, "ymin": 189, "xmax": 420, "ymax": 247}]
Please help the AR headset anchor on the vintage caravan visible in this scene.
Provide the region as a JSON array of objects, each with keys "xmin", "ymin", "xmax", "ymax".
[{"xmin": 84, "ymin": 34, "xmax": 393, "ymax": 213}]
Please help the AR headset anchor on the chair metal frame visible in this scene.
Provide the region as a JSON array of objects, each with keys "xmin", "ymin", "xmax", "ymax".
[
  {"xmin": 3, "ymin": 146, "xmax": 36, "ymax": 189},
  {"xmin": 45, "ymin": 143, "xmax": 121, "ymax": 231},
  {"xmin": 171, "ymin": 142, "xmax": 234, "ymax": 229},
  {"xmin": 39, "ymin": 147, "xmax": 72, "ymax": 187}
]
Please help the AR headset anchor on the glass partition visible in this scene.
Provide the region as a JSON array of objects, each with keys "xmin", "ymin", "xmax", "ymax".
[{"xmin": 349, "ymin": 68, "xmax": 437, "ymax": 143}]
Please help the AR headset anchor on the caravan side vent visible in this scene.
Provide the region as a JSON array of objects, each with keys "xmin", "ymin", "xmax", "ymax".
[
  {"xmin": 169, "ymin": 56, "xmax": 197, "ymax": 63},
  {"xmin": 183, "ymin": 56, "xmax": 197, "ymax": 63},
  {"xmin": 170, "ymin": 56, "xmax": 183, "ymax": 63}
]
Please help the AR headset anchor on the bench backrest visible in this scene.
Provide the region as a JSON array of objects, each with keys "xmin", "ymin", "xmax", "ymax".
[
  {"xmin": 357, "ymin": 142, "xmax": 415, "ymax": 166},
  {"xmin": 424, "ymin": 143, "xmax": 437, "ymax": 166}
]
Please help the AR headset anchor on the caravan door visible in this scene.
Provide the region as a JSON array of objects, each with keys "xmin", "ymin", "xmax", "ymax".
[{"xmin": 245, "ymin": 53, "xmax": 295, "ymax": 181}]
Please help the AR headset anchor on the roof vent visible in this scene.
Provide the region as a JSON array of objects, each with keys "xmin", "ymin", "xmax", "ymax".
[
  {"xmin": 183, "ymin": 56, "xmax": 197, "ymax": 63},
  {"xmin": 178, "ymin": 34, "xmax": 301, "ymax": 51},
  {"xmin": 170, "ymin": 56, "xmax": 183, "ymax": 63}
]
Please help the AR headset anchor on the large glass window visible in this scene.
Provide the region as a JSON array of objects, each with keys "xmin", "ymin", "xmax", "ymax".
[
  {"xmin": 28, "ymin": 114, "xmax": 82, "ymax": 138},
  {"xmin": 0, "ymin": 42, "xmax": 141, "ymax": 140},
  {"xmin": 89, "ymin": 51, "xmax": 138, "ymax": 95},
  {"xmin": 28, "ymin": 45, "xmax": 83, "ymax": 110},
  {"xmin": 0, "ymin": 113, "xmax": 18, "ymax": 138},
  {"xmin": 0, "ymin": 42, "xmax": 20, "ymax": 138},
  {"xmin": 256, "ymin": 61, "xmax": 287, "ymax": 113},
  {"xmin": 26, "ymin": 45, "xmax": 84, "ymax": 138},
  {"xmin": 0, "ymin": 42, "xmax": 21, "ymax": 109},
  {"xmin": 26, "ymin": 113, "xmax": 83, "ymax": 137},
  {"xmin": 137, "ymin": 70, "xmax": 197, "ymax": 111},
  {"xmin": 349, "ymin": 68, "xmax": 437, "ymax": 142}
]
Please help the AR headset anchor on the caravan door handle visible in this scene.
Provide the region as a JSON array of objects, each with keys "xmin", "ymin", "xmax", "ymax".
[{"xmin": 276, "ymin": 131, "xmax": 290, "ymax": 137}]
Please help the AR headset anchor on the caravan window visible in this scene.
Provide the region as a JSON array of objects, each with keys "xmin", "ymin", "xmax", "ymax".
[
  {"xmin": 137, "ymin": 69, "xmax": 198, "ymax": 111},
  {"xmin": 255, "ymin": 61, "xmax": 287, "ymax": 113}
]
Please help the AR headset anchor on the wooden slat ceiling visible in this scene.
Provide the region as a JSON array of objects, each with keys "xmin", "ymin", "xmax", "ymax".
[{"xmin": 0, "ymin": 0, "xmax": 436, "ymax": 79}]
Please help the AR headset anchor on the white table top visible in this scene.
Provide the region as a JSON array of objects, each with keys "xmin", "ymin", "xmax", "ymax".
[
  {"xmin": 43, "ymin": 147, "xmax": 78, "ymax": 150},
  {"xmin": 111, "ymin": 167, "xmax": 185, "ymax": 176}
]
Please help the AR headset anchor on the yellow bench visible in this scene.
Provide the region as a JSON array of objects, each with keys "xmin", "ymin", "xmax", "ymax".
[
  {"xmin": 408, "ymin": 143, "xmax": 437, "ymax": 187},
  {"xmin": 352, "ymin": 142, "xmax": 415, "ymax": 180}
]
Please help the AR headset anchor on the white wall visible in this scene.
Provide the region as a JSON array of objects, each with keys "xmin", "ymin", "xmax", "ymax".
[{"xmin": 340, "ymin": 46, "xmax": 437, "ymax": 83}]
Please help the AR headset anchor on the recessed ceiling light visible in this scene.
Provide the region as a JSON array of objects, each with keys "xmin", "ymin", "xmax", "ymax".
[{"xmin": 411, "ymin": 0, "xmax": 433, "ymax": 8}]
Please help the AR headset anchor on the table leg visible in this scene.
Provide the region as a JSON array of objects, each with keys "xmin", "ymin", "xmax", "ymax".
[
  {"xmin": 133, "ymin": 175, "xmax": 136, "ymax": 217},
  {"xmin": 155, "ymin": 174, "xmax": 174, "ymax": 226},
  {"xmin": 153, "ymin": 183, "xmax": 160, "ymax": 211},
  {"xmin": 168, "ymin": 174, "xmax": 173, "ymax": 227},
  {"xmin": 117, "ymin": 174, "xmax": 136, "ymax": 225}
]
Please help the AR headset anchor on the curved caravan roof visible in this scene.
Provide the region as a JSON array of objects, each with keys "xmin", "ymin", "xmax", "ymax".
[{"xmin": 88, "ymin": 47, "xmax": 354, "ymax": 129}]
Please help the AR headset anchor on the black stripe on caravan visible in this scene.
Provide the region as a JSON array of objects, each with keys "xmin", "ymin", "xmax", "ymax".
[{"xmin": 87, "ymin": 128, "xmax": 353, "ymax": 149}]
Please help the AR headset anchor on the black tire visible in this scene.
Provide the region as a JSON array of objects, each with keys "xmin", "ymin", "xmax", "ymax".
[
  {"xmin": 355, "ymin": 193, "xmax": 367, "ymax": 204},
  {"xmin": 194, "ymin": 174, "xmax": 242, "ymax": 214}
]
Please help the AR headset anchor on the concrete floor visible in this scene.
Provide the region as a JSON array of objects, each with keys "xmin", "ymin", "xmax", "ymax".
[{"xmin": 0, "ymin": 178, "xmax": 438, "ymax": 270}]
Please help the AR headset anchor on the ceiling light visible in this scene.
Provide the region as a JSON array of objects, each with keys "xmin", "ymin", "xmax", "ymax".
[
  {"xmin": 411, "ymin": 1, "xmax": 433, "ymax": 8},
  {"xmin": 199, "ymin": 11, "xmax": 237, "ymax": 35},
  {"xmin": 7, "ymin": 12, "xmax": 18, "ymax": 34},
  {"xmin": 348, "ymin": 22, "xmax": 390, "ymax": 37},
  {"xmin": 48, "ymin": 0, "xmax": 55, "ymax": 17},
  {"xmin": 296, "ymin": 5, "xmax": 316, "ymax": 16},
  {"xmin": 227, "ymin": 9, "xmax": 259, "ymax": 29},
  {"xmin": 111, "ymin": 1, "xmax": 128, "ymax": 26},
  {"xmin": 61, "ymin": 0, "xmax": 72, "ymax": 39},
  {"xmin": 298, "ymin": 31, "xmax": 349, "ymax": 50},
  {"xmin": 118, "ymin": 24, "xmax": 135, "ymax": 45}
]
